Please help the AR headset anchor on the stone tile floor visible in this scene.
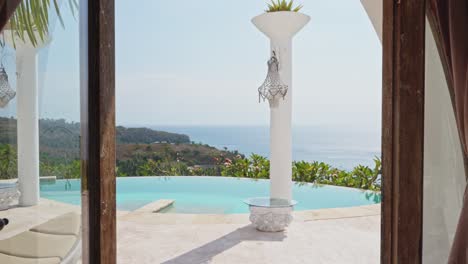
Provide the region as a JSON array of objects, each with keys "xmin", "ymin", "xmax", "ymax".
[
  {"xmin": 118, "ymin": 210, "xmax": 380, "ymax": 264},
  {"xmin": 1, "ymin": 199, "xmax": 380, "ymax": 264}
]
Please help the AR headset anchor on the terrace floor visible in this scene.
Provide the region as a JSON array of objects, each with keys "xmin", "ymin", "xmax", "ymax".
[{"xmin": 1, "ymin": 199, "xmax": 380, "ymax": 264}]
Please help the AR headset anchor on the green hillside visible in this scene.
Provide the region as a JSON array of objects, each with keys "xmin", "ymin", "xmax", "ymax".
[
  {"xmin": 0, "ymin": 118, "xmax": 239, "ymax": 179},
  {"xmin": 0, "ymin": 117, "xmax": 190, "ymax": 147}
]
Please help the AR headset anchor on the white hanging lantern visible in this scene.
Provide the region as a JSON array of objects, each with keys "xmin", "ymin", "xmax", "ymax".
[
  {"xmin": 258, "ymin": 51, "xmax": 288, "ymax": 107},
  {"xmin": 0, "ymin": 66, "xmax": 15, "ymax": 108}
]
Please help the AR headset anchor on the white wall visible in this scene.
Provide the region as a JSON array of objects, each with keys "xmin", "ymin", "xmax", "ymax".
[
  {"xmin": 359, "ymin": 1, "xmax": 466, "ymax": 262},
  {"xmin": 360, "ymin": 0, "xmax": 382, "ymax": 43}
]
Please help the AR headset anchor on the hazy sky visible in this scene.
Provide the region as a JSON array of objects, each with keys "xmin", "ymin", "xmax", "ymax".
[{"xmin": 1, "ymin": 0, "xmax": 382, "ymax": 131}]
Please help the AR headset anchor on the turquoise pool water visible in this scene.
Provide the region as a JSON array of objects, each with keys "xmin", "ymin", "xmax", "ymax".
[{"xmin": 40, "ymin": 176, "xmax": 381, "ymax": 214}]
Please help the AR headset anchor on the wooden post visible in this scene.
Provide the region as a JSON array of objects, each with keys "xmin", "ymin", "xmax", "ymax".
[
  {"xmin": 381, "ymin": 0, "xmax": 426, "ymax": 263},
  {"xmin": 80, "ymin": 0, "xmax": 116, "ymax": 263}
]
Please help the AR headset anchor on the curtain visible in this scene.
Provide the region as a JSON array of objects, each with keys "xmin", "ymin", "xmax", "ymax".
[{"xmin": 428, "ymin": 0, "xmax": 468, "ymax": 262}]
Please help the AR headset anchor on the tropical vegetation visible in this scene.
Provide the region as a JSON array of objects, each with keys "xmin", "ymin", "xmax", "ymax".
[
  {"xmin": 221, "ymin": 155, "xmax": 381, "ymax": 191},
  {"xmin": 265, "ymin": 0, "xmax": 303, "ymax": 13}
]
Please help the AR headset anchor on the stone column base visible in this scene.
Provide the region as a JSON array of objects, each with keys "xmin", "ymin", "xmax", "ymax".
[
  {"xmin": 248, "ymin": 206, "xmax": 293, "ymax": 232},
  {"xmin": 0, "ymin": 183, "xmax": 20, "ymax": 210}
]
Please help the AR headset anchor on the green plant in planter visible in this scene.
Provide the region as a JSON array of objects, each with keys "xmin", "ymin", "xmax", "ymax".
[
  {"xmin": 7, "ymin": 0, "xmax": 78, "ymax": 47},
  {"xmin": 266, "ymin": 0, "xmax": 303, "ymax": 13}
]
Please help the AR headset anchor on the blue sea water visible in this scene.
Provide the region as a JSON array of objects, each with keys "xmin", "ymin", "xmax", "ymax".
[
  {"xmin": 152, "ymin": 125, "xmax": 381, "ymax": 170},
  {"xmin": 41, "ymin": 177, "xmax": 381, "ymax": 213}
]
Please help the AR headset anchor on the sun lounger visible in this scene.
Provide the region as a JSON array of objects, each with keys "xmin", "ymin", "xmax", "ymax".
[
  {"xmin": 30, "ymin": 212, "xmax": 81, "ymax": 237},
  {"xmin": 0, "ymin": 212, "xmax": 81, "ymax": 264},
  {"xmin": 0, "ymin": 254, "xmax": 61, "ymax": 264}
]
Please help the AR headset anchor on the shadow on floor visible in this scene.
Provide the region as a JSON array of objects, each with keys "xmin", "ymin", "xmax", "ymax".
[{"xmin": 162, "ymin": 224, "xmax": 286, "ymax": 264}]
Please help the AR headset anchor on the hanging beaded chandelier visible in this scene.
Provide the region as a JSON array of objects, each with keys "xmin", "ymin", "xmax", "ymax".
[
  {"xmin": 0, "ymin": 66, "xmax": 15, "ymax": 108},
  {"xmin": 258, "ymin": 51, "xmax": 288, "ymax": 107}
]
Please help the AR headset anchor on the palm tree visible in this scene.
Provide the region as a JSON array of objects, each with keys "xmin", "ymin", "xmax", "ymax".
[{"xmin": 6, "ymin": 0, "xmax": 78, "ymax": 47}]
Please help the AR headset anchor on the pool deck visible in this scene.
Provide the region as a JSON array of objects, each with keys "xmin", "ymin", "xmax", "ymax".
[{"xmin": 1, "ymin": 199, "xmax": 380, "ymax": 263}]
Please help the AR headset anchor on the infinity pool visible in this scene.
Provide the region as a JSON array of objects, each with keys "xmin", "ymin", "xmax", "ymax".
[{"xmin": 40, "ymin": 176, "xmax": 381, "ymax": 214}]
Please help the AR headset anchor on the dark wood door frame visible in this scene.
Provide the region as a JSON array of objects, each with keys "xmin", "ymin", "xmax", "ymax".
[
  {"xmin": 80, "ymin": 0, "xmax": 116, "ymax": 263},
  {"xmin": 381, "ymin": 0, "xmax": 426, "ymax": 263},
  {"xmin": 0, "ymin": 0, "xmax": 116, "ymax": 263}
]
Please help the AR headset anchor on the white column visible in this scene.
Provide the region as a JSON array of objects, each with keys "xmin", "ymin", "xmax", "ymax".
[
  {"xmin": 253, "ymin": 12, "xmax": 310, "ymax": 201},
  {"xmin": 4, "ymin": 32, "xmax": 49, "ymax": 207},
  {"xmin": 269, "ymin": 38, "xmax": 293, "ymax": 201},
  {"xmin": 16, "ymin": 46, "xmax": 40, "ymax": 206}
]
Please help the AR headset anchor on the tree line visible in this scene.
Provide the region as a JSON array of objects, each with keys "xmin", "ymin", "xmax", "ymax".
[{"xmin": 0, "ymin": 143, "xmax": 381, "ymax": 191}]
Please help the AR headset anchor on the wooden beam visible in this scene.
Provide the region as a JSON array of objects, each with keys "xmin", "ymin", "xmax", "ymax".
[
  {"xmin": 381, "ymin": 0, "xmax": 426, "ymax": 263},
  {"xmin": 0, "ymin": 0, "xmax": 21, "ymax": 32},
  {"xmin": 81, "ymin": 0, "xmax": 116, "ymax": 263}
]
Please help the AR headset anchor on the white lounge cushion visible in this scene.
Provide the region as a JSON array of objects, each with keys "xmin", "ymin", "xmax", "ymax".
[
  {"xmin": 0, "ymin": 253, "xmax": 60, "ymax": 264},
  {"xmin": 0, "ymin": 231, "xmax": 77, "ymax": 260},
  {"xmin": 30, "ymin": 212, "xmax": 81, "ymax": 237}
]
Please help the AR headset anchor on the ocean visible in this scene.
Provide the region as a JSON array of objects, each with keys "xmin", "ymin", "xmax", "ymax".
[{"xmin": 151, "ymin": 125, "xmax": 381, "ymax": 170}]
